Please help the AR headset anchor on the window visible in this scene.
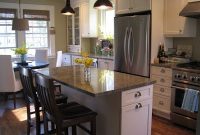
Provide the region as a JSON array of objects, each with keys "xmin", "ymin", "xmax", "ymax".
[
  {"xmin": 0, "ymin": 8, "xmax": 17, "ymax": 55},
  {"xmin": 24, "ymin": 9, "xmax": 50, "ymax": 56}
]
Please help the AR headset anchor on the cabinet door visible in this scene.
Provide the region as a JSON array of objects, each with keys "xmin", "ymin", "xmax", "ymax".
[
  {"xmin": 121, "ymin": 99, "xmax": 152, "ymax": 135},
  {"xmin": 98, "ymin": 59, "xmax": 114, "ymax": 70},
  {"xmin": 116, "ymin": 0, "xmax": 131, "ymax": 14},
  {"xmin": 164, "ymin": 0, "xmax": 196, "ymax": 37},
  {"xmin": 80, "ymin": 1, "xmax": 97, "ymax": 37},
  {"xmin": 130, "ymin": 0, "xmax": 151, "ymax": 12}
]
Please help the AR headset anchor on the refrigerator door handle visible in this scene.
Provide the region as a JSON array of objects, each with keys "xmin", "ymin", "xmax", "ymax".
[
  {"xmin": 128, "ymin": 27, "xmax": 134, "ymax": 67},
  {"xmin": 124, "ymin": 27, "xmax": 129, "ymax": 67}
]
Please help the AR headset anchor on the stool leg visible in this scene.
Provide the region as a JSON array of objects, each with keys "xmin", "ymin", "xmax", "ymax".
[
  {"xmin": 72, "ymin": 126, "xmax": 76, "ymax": 135},
  {"xmin": 43, "ymin": 112, "xmax": 48, "ymax": 135},
  {"xmin": 64, "ymin": 127, "xmax": 68, "ymax": 135},
  {"xmin": 91, "ymin": 118, "xmax": 96, "ymax": 135}
]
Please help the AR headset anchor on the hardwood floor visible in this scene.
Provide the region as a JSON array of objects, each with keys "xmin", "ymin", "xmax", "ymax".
[{"xmin": 0, "ymin": 97, "xmax": 196, "ymax": 135}]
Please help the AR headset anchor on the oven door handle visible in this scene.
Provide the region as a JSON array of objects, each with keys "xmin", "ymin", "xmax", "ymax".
[{"xmin": 171, "ymin": 86, "xmax": 187, "ymax": 90}]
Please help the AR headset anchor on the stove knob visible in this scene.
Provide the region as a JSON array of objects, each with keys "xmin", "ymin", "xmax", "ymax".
[
  {"xmin": 190, "ymin": 76, "xmax": 195, "ymax": 81},
  {"xmin": 182, "ymin": 75, "xmax": 187, "ymax": 79},
  {"xmin": 195, "ymin": 77, "xmax": 200, "ymax": 82}
]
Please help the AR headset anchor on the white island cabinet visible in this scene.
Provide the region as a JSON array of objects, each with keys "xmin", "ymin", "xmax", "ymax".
[{"xmin": 121, "ymin": 85, "xmax": 153, "ymax": 135}]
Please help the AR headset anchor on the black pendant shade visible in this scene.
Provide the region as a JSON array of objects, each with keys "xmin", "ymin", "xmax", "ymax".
[
  {"xmin": 94, "ymin": 0, "xmax": 113, "ymax": 10},
  {"xmin": 61, "ymin": 0, "xmax": 75, "ymax": 15}
]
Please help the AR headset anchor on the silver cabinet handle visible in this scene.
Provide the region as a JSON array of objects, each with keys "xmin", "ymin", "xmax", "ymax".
[
  {"xmin": 160, "ymin": 69, "xmax": 165, "ymax": 73},
  {"xmin": 160, "ymin": 78, "xmax": 165, "ymax": 83},
  {"xmin": 135, "ymin": 91, "xmax": 142, "ymax": 98},
  {"xmin": 159, "ymin": 101, "xmax": 164, "ymax": 105},
  {"xmin": 135, "ymin": 103, "xmax": 142, "ymax": 109},
  {"xmin": 160, "ymin": 88, "xmax": 165, "ymax": 92}
]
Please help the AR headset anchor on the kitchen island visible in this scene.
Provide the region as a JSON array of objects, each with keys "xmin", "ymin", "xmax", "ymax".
[{"xmin": 34, "ymin": 66, "xmax": 155, "ymax": 135}]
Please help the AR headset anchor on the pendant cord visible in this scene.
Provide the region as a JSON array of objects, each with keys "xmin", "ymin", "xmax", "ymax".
[{"xmin": 19, "ymin": 0, "xmax": 21, "ymax": 18}]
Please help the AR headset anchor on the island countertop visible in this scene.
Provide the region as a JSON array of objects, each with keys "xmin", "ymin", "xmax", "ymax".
[{"xmin": 34, "ymin": 66, "xmax": 155, "ymax": 96}]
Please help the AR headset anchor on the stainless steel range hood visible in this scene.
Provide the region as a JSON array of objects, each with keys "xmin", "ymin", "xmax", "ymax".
[{"xmin": 179, "ymin": 1, "xmax": 200, "ymax": 18}]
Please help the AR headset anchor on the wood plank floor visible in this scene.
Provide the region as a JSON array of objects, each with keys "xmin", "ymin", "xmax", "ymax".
[{"xmin": 0, "ymin": 98, "xmax": 196, "ymax": 135}]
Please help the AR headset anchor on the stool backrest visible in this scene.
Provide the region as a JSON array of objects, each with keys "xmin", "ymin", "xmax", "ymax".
[
  {"xmin": 19, "ymin": 67, "xmax": 38, "ymax": 104},
  {"xmin": 35, "ymin": 73, "xmax": 59, "ymax": 119},
  {"xmin": 35, "ymin": 49, "xmax": 48, "ymax": 63},
  {"xmin": 0, "ymin": 55, "xmax": 15, "ymax": 92},
  {"xmin": 56, "ymin": 51, "xmax": 62, "ymax": 67}
]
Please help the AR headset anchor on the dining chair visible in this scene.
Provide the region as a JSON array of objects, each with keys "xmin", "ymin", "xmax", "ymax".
[
  {"xmin": 19, "ymin": 67, "xmax": 68, "ymax": 135},
  {"xmin": 35, "ymin": 49, "xmax": 48, "ymax": 63},
  {"xmin": 35, "ymin": 73, "xmax": 97, "ymax": 135},
  {"xmin": 0, "ymin": 55, "xmax": 22, "ymax": 109},
  {"xmin": 56, "ymin": 51, "xmax": 63, "ymax": 67}
]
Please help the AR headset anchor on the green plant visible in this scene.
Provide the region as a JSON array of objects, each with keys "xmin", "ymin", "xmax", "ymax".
[{"xmin": 12, "ymin": 43, "xmax": 28, "ymax": 55}]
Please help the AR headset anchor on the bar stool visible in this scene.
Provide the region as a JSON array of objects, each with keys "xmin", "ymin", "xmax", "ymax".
[
  {"xmin": 35, "ymin": 73, "xmax": 97, "ymax": 135},
  {"xmin": 19, "ymin": 67, "xmax": 68, "ymax": 135}
]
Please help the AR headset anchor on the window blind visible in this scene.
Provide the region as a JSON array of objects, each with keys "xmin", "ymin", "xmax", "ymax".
[
  {"xmin": 23, "ymin": 9, "xmax": 50, "ymax": 21},
  {"xmin": 0, "ymin": 8, "xmax": 16, "ymax": 20}
]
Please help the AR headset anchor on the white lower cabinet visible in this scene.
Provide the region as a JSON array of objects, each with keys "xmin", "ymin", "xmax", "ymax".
[
  {"xmin": 121, "ymin": 85, "xmax": 153, "ymax": 135},
  {"xmin": 98, "ymin": 59, "xmax": 114, "ymax": 70}
]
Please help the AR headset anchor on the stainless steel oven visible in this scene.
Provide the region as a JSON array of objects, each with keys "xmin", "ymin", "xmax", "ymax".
[{"xmin": 171, "ymin": 69, "xmax": 200, "ymax": 130}]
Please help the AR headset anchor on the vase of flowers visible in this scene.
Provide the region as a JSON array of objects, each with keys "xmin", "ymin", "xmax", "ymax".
[
  {"xmin": 74, "ymin": 52, "xmax": 93, "ymax": 80},
  {"xmin": 12, "ymin": 43, "xmax": 28, "ymax": 63}
]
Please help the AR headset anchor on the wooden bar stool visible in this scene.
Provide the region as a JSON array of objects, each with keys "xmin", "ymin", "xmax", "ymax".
[
  {"xmin": 19, "ymin": 67, "xmax": 68, "ymax": 135},
  {"xmin": 35, "ymin": 73, "xmax": 97, "ymax": 135}
]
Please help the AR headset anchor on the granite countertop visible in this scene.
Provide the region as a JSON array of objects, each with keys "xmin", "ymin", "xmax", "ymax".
[
  {"xmin": 34, "ymin": 66, "xmax": 155, "ymax": 96},
  {"xmin": 64, "ymin": 52, "xmax": 114, "ymax": 60},
  {"xmin": 151, "ymin": 62, "xmax": 178, "ymax": 68}
]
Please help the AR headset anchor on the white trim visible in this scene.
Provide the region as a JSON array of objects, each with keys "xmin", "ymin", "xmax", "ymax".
[{"xmin": 0, "ymin": 2, "xmax": 55, "ymax": 56}]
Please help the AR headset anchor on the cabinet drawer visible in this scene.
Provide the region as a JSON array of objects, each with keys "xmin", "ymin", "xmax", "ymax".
[
  {"xmin": 153, "ymin": 94, "xmax": 170, "ymax": 112},
  {"xmin": 151, "ymin": 75, "xmax": 172, "ymax": 87},
  {"xmin": 154, "ymin": 85, "xmax": 171, "ymax": 97},
  {"xmin": 151, "ymin": 66, "xmax": 172, "ymax": 78},
  {"xmin": 122, "ymin": 85, "xmax": 153, "ymax": 106}
]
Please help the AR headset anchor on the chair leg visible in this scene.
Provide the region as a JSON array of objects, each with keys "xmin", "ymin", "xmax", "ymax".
[
  {"xmin": 43, "ymin": 112, "xmax": 49, "ymax": 135},
  {"xmin": 26, "ymin": 104, "xmax": 31, "ymax": 135},
  {"xmin": 64, "ymin": 127, "xmax": 68, "ymax": 135},
  {"xmin": 13, "ymin": 93, "xmax": 16, "ymax": 109},
  {"xmin": 35, "ymin": 106, "xmax": 41, "ymax": 135},
  {"xmin": 91, "ymin": 118, "xmax": 96, "ymax": 135},
  {"xmin": 72, "ymin": 126, "xmax": 76, "ymax": 135}
]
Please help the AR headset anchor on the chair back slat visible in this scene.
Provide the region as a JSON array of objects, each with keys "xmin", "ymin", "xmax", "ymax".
[
  {"xmin": 19, "ymin": 67, "xmax": 38, "ymax": 104},
  {"xmin": 35, "ymin": 73, "xmax": 59, "ymax": 120}
]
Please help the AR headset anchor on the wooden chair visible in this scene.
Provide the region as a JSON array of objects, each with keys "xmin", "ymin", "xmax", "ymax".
[
  {"xmin": 0, "ymin": 55, "xmax": 22, "ymax": 109},
  {"xmin": 19, "ymin": 67, "xmax": 68, "ymax": 135},
  {"xmin": 35, "ymin": 73, "xmax": 97, "ymax": 135}
]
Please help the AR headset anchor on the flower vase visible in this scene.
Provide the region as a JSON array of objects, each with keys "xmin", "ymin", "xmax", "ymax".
[
  {"xmin": 84, "ymin": 67, "xmax": 90, "ymax": 81},
  {"xmin": 20, "ymin": 54, "xmax": 26, "ymax": 63}
]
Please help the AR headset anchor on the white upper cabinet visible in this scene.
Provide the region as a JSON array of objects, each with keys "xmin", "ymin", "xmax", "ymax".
[
  {"xmin": 80, "ymin": 0, "xmax": 98, "ymax": 37},
  {"xmin": 116, "ymin": 0, "xmax": 151, "ymax": 14},
  {"xmin": 164, "ymin": 0, "xmax": 197, "ymax": 37}
]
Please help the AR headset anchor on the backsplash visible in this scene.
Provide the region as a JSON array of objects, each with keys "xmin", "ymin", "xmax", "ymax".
[{"xmin": 173, "ymin": 20, "xmax": 200, "ymax": 61}]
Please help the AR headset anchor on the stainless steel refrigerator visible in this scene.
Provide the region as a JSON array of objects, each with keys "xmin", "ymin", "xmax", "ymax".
[{"xmin": 114, "ymin": 12, "xmax": 151, "ymax": 77}]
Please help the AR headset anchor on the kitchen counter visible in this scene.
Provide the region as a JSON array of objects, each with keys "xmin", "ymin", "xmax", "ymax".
[
  {"xmin": 151, "ymin": 62, "xmax": 178, "ymax": 68},
  {"xmin": 34, "ymin": 66, "xmax": 155, "ymax": 96},
  {"xmin": 34, "ymin": 65, "xmax": 154, "ymax": 135},
  {"xmin": 64, "ymin": 52, "xmax": 114, "ymax": 60}
]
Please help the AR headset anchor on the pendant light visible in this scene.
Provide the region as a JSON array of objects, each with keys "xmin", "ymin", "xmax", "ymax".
[
  {"xmin": 61, "ymin": 0, "xmax": 75, "ymax": 15},
  {"xmin": 12, "ymin": 0, "xmax": 29, "ymax": 31},
  {"xmin": 94, "ymin": 0, "xmax": 113, "ymax": 10}
]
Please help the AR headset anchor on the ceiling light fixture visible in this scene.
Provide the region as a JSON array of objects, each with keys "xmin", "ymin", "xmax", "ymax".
[
  {"xmin": 12, "ymin": 0, "xmax": 29, "ymax": 31},
  {"xmin": 61, "ymin": 0, "xmax": 75, "ymax": 15},
  {"xmin": 94, "ymin": 0, "xmax": 113, "ymax": 10}
]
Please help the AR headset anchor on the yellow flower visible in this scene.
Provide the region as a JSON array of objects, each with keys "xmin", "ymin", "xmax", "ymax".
[
  {"xmin": 74, "ymin": 52, "xmax": 93, "ymax": 67},
  {"xmin": 12, "ymin": 43, "xmax": 28, "ymax": 55}
]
